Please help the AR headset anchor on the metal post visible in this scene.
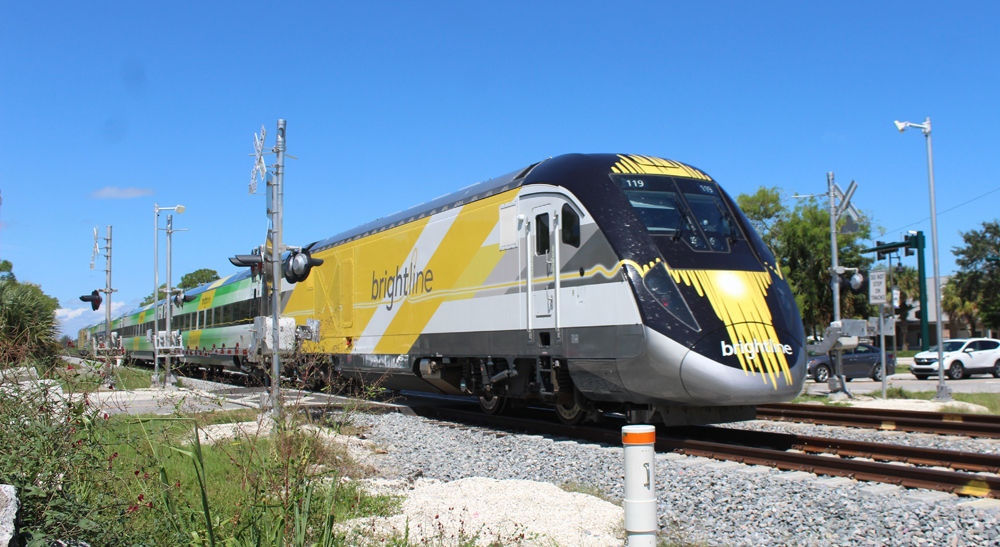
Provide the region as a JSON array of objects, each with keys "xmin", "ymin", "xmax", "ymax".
[
  {"xmin": 827, "ymin": 172, "xmax": 848, "ymax": 394},
  {"xmin": 917, "ymin": 231, "xmax": 929, "ymax": 351},
  {"xmin": 622, "ymin": 425, "xmax": 657, "ymax": 547},
  {"xmin": 879, "ymin": 302, "xmax": 887, "ymax": 399},
  {"xmin": 105, "ymin": 226, "xmax": 112, "ymax": 354},
  {"xmin": 165, "ymin": 215, "xmax": 174, "ymax": 386},
  {"xmin": 922, "ymin": 119, "xmax": 950, "ymax": 401},
  {"xmin": 153, "ymin": 205, "xmax": 160, "ymax": 384},
  {"xmin": 269, "ymin": 119, "xmax": 286, "ymax": 413}
]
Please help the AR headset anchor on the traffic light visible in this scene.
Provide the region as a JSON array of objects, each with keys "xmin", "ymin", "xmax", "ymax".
[
  {"xmin": 79, "ymin": 289, "xmax": 102, "ymax": 311},
  {"xmin": 875, "ymin": 242, "xmax": 887, "ymax": 261},
  {"xmin": 904, "ymin": 235, "xmax": 915, "ymax": 256},
  {"xmin": 283, "ymin": 244, "xmax": 324, "ymax": 284}
]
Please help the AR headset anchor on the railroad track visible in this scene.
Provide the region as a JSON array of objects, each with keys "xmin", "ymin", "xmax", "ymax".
[
  {"xmin": 758, "ymin": 403, "xmax": 1000, "ymax": 438},
  {"xmin": 416, "ymin": 406, "xmax": 1000, "ymax": 498}
]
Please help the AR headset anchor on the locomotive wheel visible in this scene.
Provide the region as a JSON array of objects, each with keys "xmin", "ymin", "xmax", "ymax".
[
  {"xmin": 554, "ymin": 402, "xmax": 587, "ymax": 425},
  {"xmin": 478, "ymin": 392, "xmax": 507, "ymax": 415}
]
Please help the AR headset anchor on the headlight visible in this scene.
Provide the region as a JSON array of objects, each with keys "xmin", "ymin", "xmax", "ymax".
[{"xmin": 642, "ymin": 263, "xmax": 700, "ymax": 331}]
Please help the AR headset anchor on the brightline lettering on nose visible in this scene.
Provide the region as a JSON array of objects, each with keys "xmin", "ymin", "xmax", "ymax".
[{"xmin": 720, "ymin": 339, "xmax": 793, "ymax": 360}]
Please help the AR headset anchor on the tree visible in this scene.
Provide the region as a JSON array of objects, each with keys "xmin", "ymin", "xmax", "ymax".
[
  {"xmin": 178, "ymin": 269, "xmax": 219, "ymax": 291},
  {"xmin": 0, "ymin": 280, "xmax": 60, "ymax": 364},
  {"xmin": 735, "ymin": 189, "xmax": 875, "ymax": 338},
  {"xmin": 942, "ymin": 281, "xmax": 978, "ymax": 337},
  {"xmin": 139, "ymin": 269, "xmax": 220, "ymax": 306},
  {"xmin": 736, "ymin": 187, "xmax": 787, "ymax": 258},
  {"xmin": 950, "ymin": 220, "xmax": 1000, "ymax": 330},
  {"xmin": 0, "ymin": 260, "xmax": 14, "ymax": 282}
]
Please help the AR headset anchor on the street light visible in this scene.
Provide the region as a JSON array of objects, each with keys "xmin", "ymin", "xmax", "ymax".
[
  {"xmin": 153, "ymin": 203, "xmax": 185, "ymax": 386},
  {"xmin": 895, "ymin": 117, "xmax": 950, "ymax": 401}
]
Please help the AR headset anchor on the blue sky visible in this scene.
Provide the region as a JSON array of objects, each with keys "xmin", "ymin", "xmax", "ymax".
[{"xmin": 2, "ymin": 2, "xmax": 998, "ymax": 336}]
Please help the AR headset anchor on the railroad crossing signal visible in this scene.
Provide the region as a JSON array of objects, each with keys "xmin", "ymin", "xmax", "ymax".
[
  {"xmin": 249, "ymin": 125, "xmax": 267, "ymax": 195},
  {"xmin": 80, "ymin": 289, "xmax": 102, "ymax": 311}
]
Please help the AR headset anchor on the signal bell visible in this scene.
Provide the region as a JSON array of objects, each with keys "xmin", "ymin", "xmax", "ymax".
[
  {"xmin": 283, "ymin": 245, "xmax": 324, "ymax": 284},
  {"xmin": 848, "ymin": 271, "xmax": 867, "ymax": 295},
  {"xmin": 80, "ymin": 289, "xmax": 103, "ymax": 311}
]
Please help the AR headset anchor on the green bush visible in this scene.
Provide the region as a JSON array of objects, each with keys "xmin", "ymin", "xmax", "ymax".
[{"xmin": 0, "ymin": 280, "xmax": 60, "ymax": 365}]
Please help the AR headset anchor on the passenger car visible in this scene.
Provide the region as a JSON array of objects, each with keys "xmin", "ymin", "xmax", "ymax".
[
  {"xmin": 807, "ymin": 343, "xmax": 895, "ymax": 382},
  {"xmin": 911, "ymin": 338, "xmax": 1000, "ymax": 380}
]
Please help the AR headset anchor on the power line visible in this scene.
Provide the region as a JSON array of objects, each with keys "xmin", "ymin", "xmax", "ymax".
[{"xmin": 878, "ymin": 185, "xmax": 1000, "ymax": 236}]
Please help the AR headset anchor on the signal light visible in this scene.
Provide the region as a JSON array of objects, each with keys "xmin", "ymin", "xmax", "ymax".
[
  {"xmin": 172, "ymin": 292, "xmax": 198, "ymax": 308},
  {"xmin": 80, "ymin": 289, "xmax": 103, "ymax": 311},
  {"xmin": 848, "ymin": 271, "xmax": 867, "ymax": 295},
  {"xmin": 875, "ymin": 241, "xmax": 887, "ymax": 261},
  {"xmin": 283, "ymin": 244, "xmax": 324, "ymax": 284}
]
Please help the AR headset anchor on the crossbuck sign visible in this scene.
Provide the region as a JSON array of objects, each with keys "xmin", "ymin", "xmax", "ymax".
[{"xmin": 869, "ymin": 270, "xmax": 887, "ymax": 305}]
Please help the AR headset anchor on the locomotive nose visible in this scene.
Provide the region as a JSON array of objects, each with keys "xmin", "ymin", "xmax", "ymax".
[{"xmin": 679, "ymin": 324, "xmax": 806, "ymax": 404}]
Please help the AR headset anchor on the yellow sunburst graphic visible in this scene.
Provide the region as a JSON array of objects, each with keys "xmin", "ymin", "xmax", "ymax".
[
  {"xmin": 667, "ymin": 267, "xmax": 793, "ymax": 389},
  {"xmin": 610, "ymin": 154, "xmax": 711, "ymax": 180}
]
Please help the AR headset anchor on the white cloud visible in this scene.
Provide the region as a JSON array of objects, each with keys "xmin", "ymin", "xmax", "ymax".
[
  {"xmin": 88, "ymin": 186, "xmax": 155, "ymax": 199},
  {"xmin": 56, "ymin": 301, "xmax": 133, "ymax": 336}
]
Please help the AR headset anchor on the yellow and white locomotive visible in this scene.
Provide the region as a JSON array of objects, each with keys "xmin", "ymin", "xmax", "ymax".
[{"xmin": 87, "ymin": 153, "xmax": 806, "ymax": 425}]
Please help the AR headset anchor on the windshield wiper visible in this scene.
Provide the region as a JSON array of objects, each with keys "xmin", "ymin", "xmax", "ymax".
[
  {"xmin": 722, "ymin": 209, "xmax": 740, "ymax": 243},
  {"xmin": 672, "ymin": 209, "xmax": 691, "ymax": 241}
]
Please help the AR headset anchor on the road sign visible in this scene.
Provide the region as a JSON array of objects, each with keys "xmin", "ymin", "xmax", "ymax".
[{"xmin": 869, "ymin": 270, "xmax": 887, "ymax": 304}]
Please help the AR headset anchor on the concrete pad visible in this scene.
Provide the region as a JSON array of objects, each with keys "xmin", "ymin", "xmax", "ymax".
[
  {"xmin": 656, "ymin": 452, "xmax": 687, "ymax": 461},
  {"xmin": 860, "ymin": 483, "xmax": 903, "ymax": 497},
  {"xmin": 957, "ymin": 498, "xmax": 1000, "ymax": 510},
  {"xmin": 735, "ymin": 466, "xmax": 773, "ymax": 475},
  {"xmin": 674, "ymin": 456, "xmax": 714, "ymax": 466},
  {"xmin": 815, "ymin": 476, "xmax": 854, "ymax": 488},
  {"xmin": 772, "ymin": 471, "xmax": 816, "ymax": 482},
  {"xmin": 705, "ymin": 461, "xmax": 743, "ymax": 470},
  {"xmin": 904, "ymin": 490, "xmax": 956, "ymax": 504}
]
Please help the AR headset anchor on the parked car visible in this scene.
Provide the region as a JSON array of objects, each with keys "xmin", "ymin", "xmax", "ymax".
[
  {"xmin": 911, "ymin": 338, "xmax": 1000, "ymax": 380},
  {"xmin": 807, "ymin": 343, "xmax": 896, "ymax": 382}
]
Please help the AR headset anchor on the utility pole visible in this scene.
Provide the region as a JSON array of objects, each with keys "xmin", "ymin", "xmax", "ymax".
[
  {"xmin": 101, "ymin": 226, "xmax": 118, "ymax": 360},
  {"xmin": 270, "ymin": 120, "xmax": 286, "ymax": 413}
]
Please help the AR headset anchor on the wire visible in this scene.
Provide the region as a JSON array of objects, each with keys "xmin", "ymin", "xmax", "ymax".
[{"xmin": 878, "ymin": 185, "xmax": 1000, "ymax": 236}]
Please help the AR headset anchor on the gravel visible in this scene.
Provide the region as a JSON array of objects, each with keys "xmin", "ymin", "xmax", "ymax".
[{"xmin": 355, "ymin": 411, "xmax": 1000, "ymax": 547}]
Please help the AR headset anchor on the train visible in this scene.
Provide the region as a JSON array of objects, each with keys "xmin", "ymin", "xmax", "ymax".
[{"xmin": 80, "ymin": 153, "xmax": 807, "ymax": 425}]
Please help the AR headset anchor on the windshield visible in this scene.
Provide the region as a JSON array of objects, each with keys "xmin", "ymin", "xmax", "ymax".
[
  {"xmin": 929, "ymin": 341, "xmax": 966, "ymax": 352},
  {"xmin": 615, "ymin": 175, "xmax": 738, "ymax": 252}
]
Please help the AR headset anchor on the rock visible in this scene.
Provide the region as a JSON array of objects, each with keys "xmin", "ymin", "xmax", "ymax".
[
  {"xmin": 0, "ymin": 367, "xmax": 37, "ymax": 383},
  {"xmin": 0, "ymin": 484, "xmax": 17, "ymax": 547}
]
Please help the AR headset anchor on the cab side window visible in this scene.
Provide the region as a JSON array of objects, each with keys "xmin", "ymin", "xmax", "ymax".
[
  {"xmin": 983, "ymin": 341, "xmax": 1000, "ymax": 350},
  {"xmin": 561, "ymin": 205, "xmax": 580, "ymax": 248}
]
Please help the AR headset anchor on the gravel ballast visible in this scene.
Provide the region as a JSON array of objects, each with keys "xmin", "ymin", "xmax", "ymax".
[{"xmin": 356, "ymin": 411, "xmax": 1000, "ymax": 547}]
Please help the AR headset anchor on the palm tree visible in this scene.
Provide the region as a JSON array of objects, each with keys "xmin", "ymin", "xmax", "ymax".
[
  {"xmin": 942, "ymin": 281, "xmax": 979, "ymax": 337},
  {"xmin": 894, "ymin": 266, "xmax": 919, "ymax": 350}
]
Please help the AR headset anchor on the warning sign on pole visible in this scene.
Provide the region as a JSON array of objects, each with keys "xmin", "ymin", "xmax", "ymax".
[{"xmin": 869, "ymin": 271, "xmax": 887, "ymax": 304}]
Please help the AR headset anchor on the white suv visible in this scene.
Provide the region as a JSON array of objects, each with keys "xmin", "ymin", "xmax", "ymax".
[{"xmin": 911, "ymin": 338, "xmax": 1000, "ymax": 380}]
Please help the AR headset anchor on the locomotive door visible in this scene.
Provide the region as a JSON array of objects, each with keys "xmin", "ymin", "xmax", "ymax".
[{"xmin": 520, "ymin": 198, "xmax": 563, "ymax": 343}]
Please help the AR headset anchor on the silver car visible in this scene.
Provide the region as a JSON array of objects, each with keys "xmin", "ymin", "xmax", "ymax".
[{"xmin": 911, "ymin": 338, "xmax": 1000, "ymax": 380}]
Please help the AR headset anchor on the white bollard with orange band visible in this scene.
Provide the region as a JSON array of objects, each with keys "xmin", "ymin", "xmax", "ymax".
[{"xmin": 622, "ymin": 424, "xmax": 657, "ymax": 547}]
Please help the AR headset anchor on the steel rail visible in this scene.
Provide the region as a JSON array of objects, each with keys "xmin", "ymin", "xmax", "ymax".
[
  {"xmin": 416, "ymin": 406, "xmax": 1000, "ymax": 498},
  {"xmin": 757, "ymin": 403, "xmax": 1000, "ymax": 438},
  {"xmin": 672, "ymin": 426, "xmax": 1000, "ymax": 474}
]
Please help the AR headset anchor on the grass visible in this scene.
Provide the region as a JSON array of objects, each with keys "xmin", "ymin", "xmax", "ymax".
[
  {"xmin": 559, "ymin": 480, "xmax": 618, "ymax": 504},
  {"xmin": 792, "ymin": 387, "xmax": 1000, "ymax": 415},
  {"xmin": 53, "ymin": 360, "xmax": 153, "ymax": 391}
]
